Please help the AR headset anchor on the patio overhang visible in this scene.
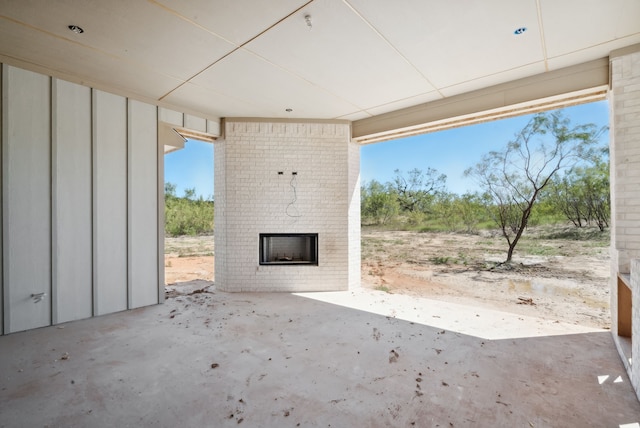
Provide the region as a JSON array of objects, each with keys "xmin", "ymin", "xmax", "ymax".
[{"xmin": 352, "ymin": 58, "xmax": 609, "ymax": 144}]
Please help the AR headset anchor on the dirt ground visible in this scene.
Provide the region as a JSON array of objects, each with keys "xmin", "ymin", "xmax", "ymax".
[
  {"xmin": 164, "ymin": 235, "xmax": 215, "ymax": 284},
  {"xmin": 165, "ymin": 224, "xmax": 611, "ymax": 329},
  {"xmin": 360, "ymin": 225, "xmax": 611, "ymax": 329}
]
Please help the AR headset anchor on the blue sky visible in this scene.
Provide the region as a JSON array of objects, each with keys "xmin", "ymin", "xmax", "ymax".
[
  {"xmin": 361, "ymin": 100, "xmax": 610, "ymax": 194},
  {"xmin": 164, "ymin": 100, "xmax": 609, "ymax": 198},
  {"xmin": 165, "ymin": 139, "xmax": 215, "ymax": 200}
]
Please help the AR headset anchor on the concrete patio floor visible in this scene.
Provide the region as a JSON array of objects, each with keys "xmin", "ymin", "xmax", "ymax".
[{"xmin": 1, "ymin": 281, "xmax": 639, "ymax": 427}]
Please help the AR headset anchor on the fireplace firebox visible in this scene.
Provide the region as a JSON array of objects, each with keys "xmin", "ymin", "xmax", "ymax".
[{"xmin": 259, "ymin": 233, "xmax": 318, "ymax": 265}]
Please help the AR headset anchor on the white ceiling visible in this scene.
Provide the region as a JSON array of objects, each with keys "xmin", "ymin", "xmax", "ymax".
[{"xmin": 0, "ymin": 0, "xmax": 639, "ymax": 124}]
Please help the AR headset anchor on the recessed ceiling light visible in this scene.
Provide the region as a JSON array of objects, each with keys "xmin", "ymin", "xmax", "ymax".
[
  {"xmin": 285, "ymin": 108, "xmax": 293, "ymax": 112},
  {"xmin": 68, "ymin": 25, "xmax": 84, "ymax": 34},
  {"xmin": 514, "ymin": 27, "xmax": 527, "ymax": 35}
]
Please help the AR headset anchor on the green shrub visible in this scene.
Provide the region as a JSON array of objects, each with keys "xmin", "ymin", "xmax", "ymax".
[{"xmin": 165, "ymin": 183, "xmax": 214, "ymax": 236}]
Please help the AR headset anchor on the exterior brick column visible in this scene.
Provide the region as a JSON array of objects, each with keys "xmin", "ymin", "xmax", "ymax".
[
  {"xmin": 214, "ymin": 119, "xmax": 359, "ymax": 292},
  {"xmin": 610, "ymin": 43, "xmax": 640, "ymax": 400}
]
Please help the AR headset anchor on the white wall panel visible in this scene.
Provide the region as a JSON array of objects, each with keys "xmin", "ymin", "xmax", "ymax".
[
  {"xmin": 157, "ymin": 123, "xmax": 165, "ymax": 303},
  {"xmin": 158, "ymin": 108, "xmax": 183, "ymax": 127},
  {"xmin": 0, "ymin": 63, "xmax": 179, "ymax": 335},
  {"xmin": 184, "ymin": 114, "xmax": 206, "ymax": 133},
  {"xmin": 52, "ymin": 79, "xmax": 93, "ymax": 323},
  {"xmin": 93, "ymin": 90, "xmax": 128, "ymax": 315},
  {"xmin": 128, "ymin": 100, "xmax": 159, "ymax": 308},
  {"xmin": 207, "ymin": 119, "xmax": 221, "ymax": 136},
  {"xmin": 2, "ymin": 65, "xmax": 51, "ymax": 333}
]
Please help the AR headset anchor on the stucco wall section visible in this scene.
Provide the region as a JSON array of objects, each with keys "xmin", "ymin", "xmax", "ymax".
[{"xmin": 214, "ymin": 120, "xmax": 358, "ymax": 292}]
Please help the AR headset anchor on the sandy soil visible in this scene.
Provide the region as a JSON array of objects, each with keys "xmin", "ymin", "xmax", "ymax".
[
  {"xmin": 165, "ymin": 225, "xmax": 611, "ymax": 329},
  {"xmin": 164, "ymin": 235, "xmax": 214, "ymax": 284},
  {"xmin": 361, "ymin": 225, "xmax": 611, "ymax": 329}
]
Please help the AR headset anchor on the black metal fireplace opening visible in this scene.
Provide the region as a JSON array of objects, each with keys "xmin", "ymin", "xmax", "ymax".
[{"xmin": 260, "ymin": 233, "xmax": 318, "ymax": 265}]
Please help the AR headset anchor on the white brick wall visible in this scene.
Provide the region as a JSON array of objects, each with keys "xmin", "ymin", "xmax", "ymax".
[
  {"xmin": 632, "ymin": 259, "xmax": 640, "ymax": 400},
  {"xmin": 348, "ymin": 139, "xmax": 361, "ymax": 289},
  {"xmin": 610, "ymin": 46, "xmax": 640, "ymax": 401},
  {"xmin": 214, "ymin": 119, "xmax": 358, "ymax": 292},
  {"xmin": 611, "ymin": 48, "xmax": 640, "ymax": 274},
  {"xmin": 214, "ymin": 139, "xmax": 227, "ymax": 285}
]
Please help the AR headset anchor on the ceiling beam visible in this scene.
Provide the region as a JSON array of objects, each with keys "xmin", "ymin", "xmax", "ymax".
[{"xmin": 352, "ymin": 58, "xmax": 609, "ymax": 144}]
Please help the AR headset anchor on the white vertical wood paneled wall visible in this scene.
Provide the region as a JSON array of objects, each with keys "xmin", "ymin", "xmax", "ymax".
[
  {"xmin": 0, "ymin": 64, "xmax": 161, "ymax": 334},
  {"xmin": 2, "ymin": 65, "xmax": 51, "ymax": 332},
  {"xmin": 93, "ymin": 90, "xmax": 129, "ymax": 315},
  {"xmin": 52, "ymin": 79, "xmax": 93, "ymax": 324},
  {"xmin": 128, "ymin": 100, "xmax": 160, "ymax": 309}
]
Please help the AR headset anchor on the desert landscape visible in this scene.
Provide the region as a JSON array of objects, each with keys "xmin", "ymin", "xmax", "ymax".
[{"xmin": 165, "ymin": 224, "xmax": 611, "ymax": 329}]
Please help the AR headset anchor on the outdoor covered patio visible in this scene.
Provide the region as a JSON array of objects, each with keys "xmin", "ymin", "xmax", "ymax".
[{"xmin": 1, "ymin": 0, "xmax": 640, "ymax": 424}]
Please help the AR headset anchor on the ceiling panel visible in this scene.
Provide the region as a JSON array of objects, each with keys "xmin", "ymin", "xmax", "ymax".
[
  {"xmin": 365, "ymin": 91, "xmax": 442, "ymax": 116},
  {"xmin": 547, "ymin": 34, "xmax": 640, "ymax": 71},
  {"xmin": 0, "ymin": 0, "xmax": 637, "ymax": 126},
  {"xmin": 245, "ymin": 0, "xmax": 434, "ymax": 110},
  {"xmin": 439, "ymin": 62, "xmax": 547, "ymax": 98},
  {"xmin": 0, "ymin": 18, "xmax": 182, "ymax": 99},
  {"xmin": 162, "ymin": 83, "xmax": 265, "ymax": 118},
  {"xmin": 188, "ymin": 49, "xmax": 360, "ymax": 119},
  {"xmin": 337, "ymin": 111, "xmax": 372, "ymax": 121},
  {"xmin": 346, "ymin": 0, "xmax": 544, "ymax": 89},
  {"xmin": 541, "ymin": 0, "xmax": 640, "ymax": 58},
  {"xmin": 152, "ymin": 0, "xmax": 310, "ymax": 46},
  {"xmin": 0, "ymin": 0, "xmax": 234, "ymax": 81}
]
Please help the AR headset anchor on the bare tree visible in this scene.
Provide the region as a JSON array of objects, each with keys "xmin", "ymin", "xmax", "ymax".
[
  {"xmin": 392, "ymin": 168, "xmax": 446, "ymax": 213},
  {"xmin": 547, "ymin": 154, "xmax": 610, "ymax": 231},
  {"xmin": 465, "ymin": 111, "xmax": 604, "ymax": 262}
]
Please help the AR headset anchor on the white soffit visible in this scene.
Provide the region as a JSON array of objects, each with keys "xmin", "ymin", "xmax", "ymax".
[
  {"xmin": 245, "ymin": 0, "xmax": 436, "ymax": 109},
  {"xmin": 159, "ymin": 123, "xmax": 187, "ymax": 154},
  {"xmin": 171, "ymin": 48, "xmax": 360, "ymax": 118},
  {"xmin": 0, "ymin": 0, "xmax": 639, "ymax": 137},
  {"xmin": 438, "ymin": 63, "xmax": 548, "ymax": 98},
  {"xmin": 0, "ymin": 18, "xmax": 184, "ymax": 100},
  {"xmin": 352, "ymin": 59, "xmax": 609, "ymax": 144},
  {"xmin": 540, "ymin": 0, "xmax": 640, "ymax": 60},
  {"xmin": 151, "ymin": 0, "xmax": 311, "ymax": 46},
  {"xmin": 0, "ymin": 0, "xmax": 235, "ymax": 83},
  {"xmin": 345, "ymin": 0, "xmax": 545, "ymax": 89},
  {"xmin": 162, "ymin": 82, "xmax": 268, "ymax": 119},
  {"xmin": 338, "ymin": 111, "xmax": 372, "ymax": 121},
  {"xmin": 365, "ymin": 91, "xmax": 443, "ymax": 117}
]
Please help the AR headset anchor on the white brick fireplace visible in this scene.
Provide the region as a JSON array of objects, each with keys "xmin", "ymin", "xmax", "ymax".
[{"xmin": 214, "ymin": 119, "xmax": 360, "ymax": 292}]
